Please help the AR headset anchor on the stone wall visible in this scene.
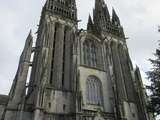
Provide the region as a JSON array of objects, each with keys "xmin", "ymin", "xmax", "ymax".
[
  {"xmin": 0, "ymin": 105, "xmax": 6, "ymax": 119},
  {"xmin": 0, "ymin": 95, "xmax": 9, "ymax": 120}
]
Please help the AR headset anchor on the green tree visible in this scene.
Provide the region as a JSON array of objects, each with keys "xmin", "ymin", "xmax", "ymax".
[{"xmin": 147, "ymin": 43, "xmax": 160, "ymax": 116}]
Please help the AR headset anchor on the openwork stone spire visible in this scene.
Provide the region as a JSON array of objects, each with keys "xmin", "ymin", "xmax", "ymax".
[
  {"xmin": 87, "ymin": 15, "xmax": 94, "ymax": 31},
  {"xmin": 93, "ymin": 0, "xmax": 110, "ymax": 27},
  {"xmin": 45, "ymin": 0, "xmax": 77, "ymax": 21},
  {"xmin": 91, "ymin": 0, "xmax": 125, "ymax": 38}
]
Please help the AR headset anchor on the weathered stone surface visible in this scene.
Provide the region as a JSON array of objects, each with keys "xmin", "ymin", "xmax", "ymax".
[
  {"xmin": 1, "ymin": 0, "xmax": 154, "ymax": 120},
  {"xmin": 0, "ymin": 95, "xmax": 8, "ymax": 120},
  {"xmin": 0, "ymin": 95, "xmax": 8, "ymax": 105}
]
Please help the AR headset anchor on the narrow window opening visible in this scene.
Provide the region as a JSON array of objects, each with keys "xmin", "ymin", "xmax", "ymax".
[
  {"xmin": 132, "ymin": 113, "xmax": 135, "ymax": 118},
  {"xmin": 62, "ymin": 28, "xmax": 67, "ymax": 89},
  {"xmin": 62, "ymin": 79, "xmax": 64, "ymax": 88},
  {"xmin": 48, "ymin": 102, "xmax": 51, "ymax": 108},
  {"xmin": 50, "ymin": 5, "xmax": 53, "ymax": 10},
  {"xmin": 63, "ymin": 104, "xmax": 66, "ymax": 111},
  {"xmin": 50, "ymin": 68, "xmax": 53, "ymax": 84},
  {"xmin": 50, "ymin": 25, "xmax": 57, "ymax": 84}
]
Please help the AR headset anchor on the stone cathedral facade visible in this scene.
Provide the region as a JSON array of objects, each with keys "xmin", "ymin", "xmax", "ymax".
[{"xmin": 0, "ymin": 0, "xmax": 155, "ymax": 120}]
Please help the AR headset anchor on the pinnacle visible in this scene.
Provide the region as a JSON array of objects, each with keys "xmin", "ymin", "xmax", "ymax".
[
  {"xmin": 87, "ymin": 15, "xmax": 94, "ymax": 31},
  {"xmin": 94, "ymin": 0, "xmax": 110, "ymax": 23},
  {"xmin": 112, "ymin": 8, "xmax": 120, "ymax": 25}
]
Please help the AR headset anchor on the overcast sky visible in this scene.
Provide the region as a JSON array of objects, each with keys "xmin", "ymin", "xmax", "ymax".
[{"xmin": 0, "ymin": 0, "xmax": 160, "ymax": 95}]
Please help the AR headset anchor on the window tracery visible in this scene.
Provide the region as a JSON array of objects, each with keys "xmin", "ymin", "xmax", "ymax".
[
  {"xmin": 86, "ymin": 76, "xmax": 103, "ymax": 105},
  {"xmin": 83, "ymin": 40, "xmax": 99, "ymax": 67}
]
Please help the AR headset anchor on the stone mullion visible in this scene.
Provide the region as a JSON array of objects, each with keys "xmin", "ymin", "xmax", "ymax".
[
  {"xmin": 90, "ymin": 81, "xmax": 94, "ymax": 104},
  {"xmin": 86, "ymin": 81, "xmax": 89, "ymax": 103},
  {"xmin": 99, "ymin": 46, "xmax": 103, "ymax": 69},
  {"xmin": 83, "ymin": 44, "xmax": 86, "ymax": 65},
  {"xmin": 96, "ymin": 45, "xmax": 101, "ymax": 69},
  {"xmin": 88, "ymin": 43, "xmax": 91, "ymax": 66},
  {"xmin": 53, "ymin": 24, "xmax": 65, "ymax": 89},
  {"xmin": 102, "ymin": 44, "xmax": 107, "ymax": 71},
  {"xmin": 93, "ymin": 46, "xmax": 96, "ymax": 67},
  {"xmin": 90, "ymin": 44, "xmax": 94, "ymax": 67},
  {"xmin": 94, "ymin": 81, "xmax": 98, "ymax": 104},
  {"xmin": 92, "ymin": 82, "xmax": 96, "ymax": 104},
  {"xmin": 88, "ymin": 81, "xmax": 91, "ymax": 103}
]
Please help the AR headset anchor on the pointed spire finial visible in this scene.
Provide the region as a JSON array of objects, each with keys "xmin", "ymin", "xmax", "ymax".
[
  {"xmin": 136, "ymin": 65, "xmax": 140, "ymax": 70},
  {"xmin": 27, "ymin": 29, "xmax": 33, "ymax": 39},
  {"xmin": 93, "ymin": 0, "xmax": 110, "ymax": 27},
  {"xmin": 29, "ymin": 29, "xmax": 32, "ymax": 35},
  {"xmin": 87, "ymin": 14, "xmax": 93, "ymax": 31},
  {"xmin": 112, "ymin": 8, "xmax": 120, "ymax": 25}
]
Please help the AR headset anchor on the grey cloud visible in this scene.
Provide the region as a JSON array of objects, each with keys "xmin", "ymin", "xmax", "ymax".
[{"xmin": 0, "ymin": 0, "xmax": 160, "ymax": 94}]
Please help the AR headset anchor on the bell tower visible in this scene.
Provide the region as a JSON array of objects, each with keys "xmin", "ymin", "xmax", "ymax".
[
  {"xmin": 45, "ymin": 0, "xmax": 77, "ymax": 20},
  {"xmin": 25, "ymin": 0, "xmax": 78, "ymax": 119}
]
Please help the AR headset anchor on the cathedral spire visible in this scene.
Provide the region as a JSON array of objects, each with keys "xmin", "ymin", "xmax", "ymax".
[
  {"xmin": 87, "ymin": 15, "xmax": 93, "ymax": 31},
  {"xmin": 94, "ymin": 0, "xmax": 110, "ymax": 24},
  {"xmin": 112, "ymin": 8, "xmax": 120, "ymax": 26},
  {"xmin": 7, "ymin": 30, "xmax": 33, "ymax": 110}
]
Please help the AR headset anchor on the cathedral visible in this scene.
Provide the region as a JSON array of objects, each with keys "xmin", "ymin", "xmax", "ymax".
[{"xmin": 0, "ymin": 0, "xmax": 155, "ymax": 120}]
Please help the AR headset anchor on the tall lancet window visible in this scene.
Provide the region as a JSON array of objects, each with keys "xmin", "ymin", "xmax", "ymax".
[
  {"xmin": 86, "ymin": 76, "xmax": 103, "ymax": 105},
  {"xmin": 91, "ymin": 43, "xmax": 97, "ymax": 67},
  {"xmin": 83, "ymin": 41, "xmax": 90, "ymax": 65},
  {"xmin": 83, "ymin": 40, "xmax": 98, "ymax": 67}
]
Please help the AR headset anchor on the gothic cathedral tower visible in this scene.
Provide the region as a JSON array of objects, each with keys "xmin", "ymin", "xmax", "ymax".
[{"xmin": 0, "ymin": 0, "xmax": 154, "ymax": 120}]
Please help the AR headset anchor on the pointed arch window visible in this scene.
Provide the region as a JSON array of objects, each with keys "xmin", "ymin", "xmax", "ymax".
[
  {"xmin": 83, "ymin": 40, "xmax": 98, "ymax": 67},
  {"xmin": 83, "ymin": 41, "xmax": 90, "ymax": 65},
  {"xmin": 91, "ymin": 43, "xmax": 97, "ymax": 67},
  {"xmin": 86, "ymin": 76, "xmax": 103, "ymax": 105}
]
